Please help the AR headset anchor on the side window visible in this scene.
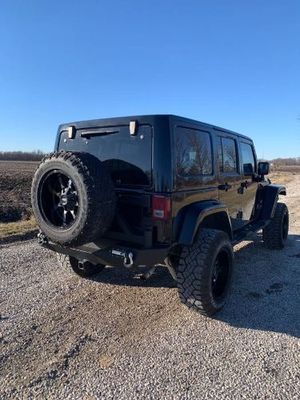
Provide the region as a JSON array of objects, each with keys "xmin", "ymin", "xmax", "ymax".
[
  {"xmin": 240, "ymin": 142, "xmax": 256, "ymax": 174},
  {"xmin": 175, "ymin": 127, "xmax": 213, "ymax": 176},
  {"xmin": 218, "ymin": 137, "xmax": 238, "ymax": 173},
  {"xmin": 217, "ymin": 137, "xmax": 223, "ymax": 172}
]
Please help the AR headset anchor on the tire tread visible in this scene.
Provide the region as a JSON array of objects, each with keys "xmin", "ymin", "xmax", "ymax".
[
  {"xmin": 263, "ymin": 202, "xmax": 288, "ymax": 250},
  {"xmin": 31, "ymin": 151, "xmax": 116, "ymax": 246},
  {"xmin": 177, "ymin": 229, "xmax": 233, "ymax": 316}
]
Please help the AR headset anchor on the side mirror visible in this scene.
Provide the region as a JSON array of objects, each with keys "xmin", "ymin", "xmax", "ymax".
[
  {"xmin": 258, "ymin": 161, "xmax": 269, "ymax": 176},
  {"xmin": 243, "ymin": 163, "xmax": 254, "ymax": 176}
]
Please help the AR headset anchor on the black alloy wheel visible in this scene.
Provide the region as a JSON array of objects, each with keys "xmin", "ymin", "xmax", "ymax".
[
  {"xmin": 211, "ymin": 249, "xmax": 231, "ymax": 303},
  {"xmin": 39, "ymin": 170, "xmax": 79, "ymax": 228}
]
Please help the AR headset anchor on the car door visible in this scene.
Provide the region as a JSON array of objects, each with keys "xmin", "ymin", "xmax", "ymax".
[
  {"xmin": 216, "ymin": 135, "xmax": 244, "ymax": 230},
  {"xmin": 239, "ymin": 140, "xmax": 259, "ymax": 222}
]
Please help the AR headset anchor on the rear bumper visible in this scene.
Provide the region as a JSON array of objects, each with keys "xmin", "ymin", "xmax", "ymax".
[{"xmin": 39, "ymin": 235, "xmax": 170, "ymax": 268}]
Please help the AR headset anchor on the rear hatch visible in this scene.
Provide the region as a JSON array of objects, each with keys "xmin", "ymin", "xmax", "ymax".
[{"xmin": 57, "ymin": 123, "xmax": 153, "ymax": 246}]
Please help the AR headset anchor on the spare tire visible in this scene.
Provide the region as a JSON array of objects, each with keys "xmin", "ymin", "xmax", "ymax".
[{"xmin": 31, "ymin": 151, "xmax": 116, "ymax": 246}]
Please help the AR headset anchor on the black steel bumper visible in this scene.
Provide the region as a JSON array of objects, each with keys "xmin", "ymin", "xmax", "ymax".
[{"xmin": 38, "ymin": 234, "xmax": 170, "ymax": 268}]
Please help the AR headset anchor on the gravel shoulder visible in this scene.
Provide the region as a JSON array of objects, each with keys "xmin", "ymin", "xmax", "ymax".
[{"xmin": 0, "ymin": 176, "xmax": 300, "ymax": 399}]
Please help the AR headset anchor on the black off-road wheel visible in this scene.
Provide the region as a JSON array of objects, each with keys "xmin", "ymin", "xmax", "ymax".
[
  {"xmin": 263, "ymin": 202, "xmax": 289, "ymax": 249},
  {"xmin": 31, "ymin": 151, "xmax": 116, "ymax": 246},
  {"xmin": 177, "ymin": 229, "xmax": 233, "ymax": 316},
  {"xmin": 57, "ymin": 253, "xmax": 105, "ymax": 278}
]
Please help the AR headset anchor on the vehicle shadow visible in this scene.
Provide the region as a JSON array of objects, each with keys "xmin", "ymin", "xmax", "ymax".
[
  {"xmin": 218, "ymin": 233, "xmax": 300, "ymax": 339},
  {"xmin": 90, "ymin": 234, "xmax": 300, "ymax": 338},
  {"xmin": 90, "ymin": 263, "xmax": 176, "ymax": 288}
]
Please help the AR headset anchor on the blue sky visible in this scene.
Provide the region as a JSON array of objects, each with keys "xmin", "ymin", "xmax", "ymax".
[{"xmin": 0, "ymin": 0, "xmax": 299, "ymax": 159}]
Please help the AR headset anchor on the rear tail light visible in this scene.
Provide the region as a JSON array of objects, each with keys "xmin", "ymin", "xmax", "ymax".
[{"xmin": 152, "ymin": 195, "xmax": 171, "ymax": 221}]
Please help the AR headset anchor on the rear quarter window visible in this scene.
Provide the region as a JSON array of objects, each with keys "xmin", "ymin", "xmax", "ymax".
[
  {"xmin": 175, "ymin": 127, "xmax": 213, "ymax": 177},
  {"xmin": 240, "ymin": 142, "xmax": 256, "ymax": 174}
]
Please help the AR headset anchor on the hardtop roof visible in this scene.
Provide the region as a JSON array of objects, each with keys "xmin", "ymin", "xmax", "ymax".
[{"xmin": 58, "ymin": 114, "xmax": 252, "ymax": 142}]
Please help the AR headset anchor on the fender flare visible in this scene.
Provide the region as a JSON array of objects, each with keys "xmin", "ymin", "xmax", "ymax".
[
  {"xmin": 174, "ymin": 201, "xmax": 233, "ymax": 246},
  {"xmin": 260, "ymin": 184, "xmax": 286, "ymax": 220}
]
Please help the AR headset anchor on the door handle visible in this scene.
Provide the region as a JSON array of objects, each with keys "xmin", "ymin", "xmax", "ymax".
[
  {"xmin": 218, "ymin": 183, "xmax": 232, "ymax": 191},
  {"xmin": 238, "ymin": 181, "xmax": 249, "ymax": 194}
]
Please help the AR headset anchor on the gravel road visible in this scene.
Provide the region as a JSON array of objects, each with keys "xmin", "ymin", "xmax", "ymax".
[{"xmin": 1, "ymin": 177, "xmax": 300, "ymax": 399}]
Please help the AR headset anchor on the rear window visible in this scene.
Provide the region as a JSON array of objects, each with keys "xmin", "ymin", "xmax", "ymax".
[
  {"xmin": 61, "ymin": 125, "xmax": 152, "ymax": 187},
  {"xmin": 175, "ymin": 127, "xmax": 213, "ymax": 176}
]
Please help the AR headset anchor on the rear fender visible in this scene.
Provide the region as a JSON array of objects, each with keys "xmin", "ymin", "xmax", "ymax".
[
  {"xmin": 260, "ymin": 184, "xmax": 286, "ymax": 220},
  {"xmin": 174, "ymin": 201, "xmax": 232, "ymax": 246}
]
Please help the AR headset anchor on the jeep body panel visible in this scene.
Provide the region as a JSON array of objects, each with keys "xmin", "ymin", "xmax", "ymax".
[
  {"xmin": 174, "ymin": 201, "xmax": 232, "ymax": 245},
  {"xmin": 260, "ymin": 184, "xmax": 286, "ymax": 220}
]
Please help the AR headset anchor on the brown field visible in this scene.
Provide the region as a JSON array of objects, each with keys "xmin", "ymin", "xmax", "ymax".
[
  {"xmin": 0, "ymin": 161, "xmax": 39, "ymax": 239},
  {"xmin": 272, "ymin": 164, "xmax": 300, "ymax": 172},
  {"xmin": 0, "ymin": 160, "xmax": 38, "ymax": 222},
  {"xmin": 270, "ymin": 165, "xmax": 300, "ymax": 184}
]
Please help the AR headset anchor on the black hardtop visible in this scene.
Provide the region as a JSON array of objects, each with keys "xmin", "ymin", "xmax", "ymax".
[
  {"xmin": 57, "ymin": 114, "xmax": 252, "ymax": 143},
  {"xmin": 58, "ymin": 114, "xmax": 165, "ymax": 131}
]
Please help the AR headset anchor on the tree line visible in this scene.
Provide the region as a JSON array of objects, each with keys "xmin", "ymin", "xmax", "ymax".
[
  {"xmin": 269, "ymin": 157, "xmax": 300, "ymax": 166},
  {"xmin": 0, "ymin": 150, "xmax": 45, "ymax": 161}
]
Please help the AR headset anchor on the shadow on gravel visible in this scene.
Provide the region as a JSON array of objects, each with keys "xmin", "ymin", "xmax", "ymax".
[
  {"xmin": 89, "ymin": 234, "xmax": 300, "ymax": 338},
  {"xmin": 0, "ymin": 230, "xmax": 38, "ymax": 246},
  {"xmin": 90, "ymin": 264, "xmax": 176, "ymax": 288},
  {"xmin": 218, "ymin": 234, "xmax": 300, "ymax": 339}
]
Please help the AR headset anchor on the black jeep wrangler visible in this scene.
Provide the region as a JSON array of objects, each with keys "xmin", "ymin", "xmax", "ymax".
[{"xmin": 31, "ymin": 115, "xmax": 289, "ymax": 316}]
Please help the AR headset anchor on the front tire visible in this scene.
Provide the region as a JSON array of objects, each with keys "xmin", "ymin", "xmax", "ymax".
[
  {"xmin": 57, "ymin": 253, "xmax": 105, "ymax": 278},
  {"xmin": 177, "ymin": 229, "xmax": 233, "ymax": 316},
  {"xmin": 263, "ymin": 202, "xmax": 289, "ymax": 249}
]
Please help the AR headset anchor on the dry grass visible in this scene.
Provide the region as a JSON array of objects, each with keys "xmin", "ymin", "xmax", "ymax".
[
  {"xmin": 269, "ymin": 171, "xmax": 297, "ymax": 185},
  {"xmin": 0, "ymin": 217, "xmax": 37, "ymax": 239}
]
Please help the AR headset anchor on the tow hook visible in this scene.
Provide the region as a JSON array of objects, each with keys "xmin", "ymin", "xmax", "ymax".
[
  {"xmin": 37, "ymin": 231, "xmax": 48, "ymax": 245},
  {"xmin": 111, "ymin": 249, "xmax": 134, "ymax": 268},
  {"xmin": 123, "ymin": 252, "xmax": 134, "ymax": 268}
]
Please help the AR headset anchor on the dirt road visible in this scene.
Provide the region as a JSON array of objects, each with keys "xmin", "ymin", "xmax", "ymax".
[{"xmin": 1, "ymin": 176, "xmax": 299, "ymax": 399}]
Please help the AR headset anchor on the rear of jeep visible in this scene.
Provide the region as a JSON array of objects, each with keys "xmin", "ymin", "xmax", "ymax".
[
  {"xmin": 32, "ymin": 114, "xmax": 289, "ymax": 317},
  {"xmin": 32, "ymin": 116, "xmax": 177, "ymax": 273}
]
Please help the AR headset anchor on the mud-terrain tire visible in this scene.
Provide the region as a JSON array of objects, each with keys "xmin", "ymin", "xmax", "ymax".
[
  {"xmin": 263, "ymin": 202, "xmax": 289, "ymax": 249},
  {"xmin": 177, "ymin": 229, "xmax": 233, "ymax": 316},
  {"xmin": 31, "ymin": 151, "xmax": 116, "ymax": 246},
  {"xmin": 57, "ymin": 253, "xmax": 105, "ymax": 278}
]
